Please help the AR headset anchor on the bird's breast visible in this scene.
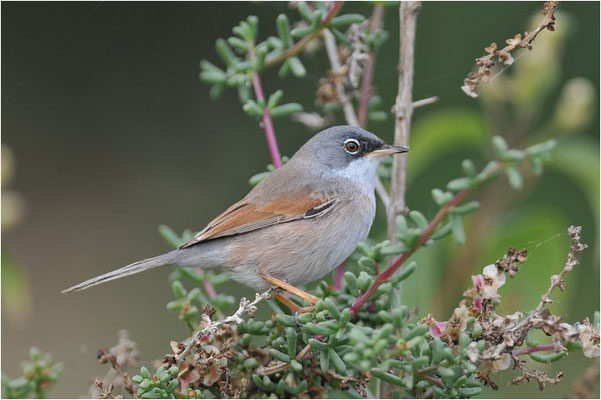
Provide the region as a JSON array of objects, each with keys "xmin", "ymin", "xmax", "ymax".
[
  {"xmin": 333, "ymin": 188, "xmax": 376, "ymax": 244},
  {"xmin": 223, "ymin": 186, "xmax": 376, "ymax": 289}
]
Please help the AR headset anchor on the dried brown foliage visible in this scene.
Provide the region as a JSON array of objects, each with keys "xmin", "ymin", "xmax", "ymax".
[
  {"xmin": 90, "ymin": 330, "xmax": 139, "ymax": 398},
  {"xmin": 461, "ymin": 1, "xmax": 559, "ymax": 97}
]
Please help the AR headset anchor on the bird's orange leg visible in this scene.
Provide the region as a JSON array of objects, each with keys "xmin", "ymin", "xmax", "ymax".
[
  {"xmin": 260, "ymin": 274, "xmax": 319, "ymax": 305},
  {"xmin": 273, "ymin": 294, "xmax": 316, "ymax": 314},
  {"xmin": 274, "ymin": 293, "xmax": 301, "ymax": 312}
]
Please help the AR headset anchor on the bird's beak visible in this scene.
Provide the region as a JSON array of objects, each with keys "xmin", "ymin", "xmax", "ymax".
[{"xmin": 371, "ymin": 143, "xmax": 409, "ymax": 157}]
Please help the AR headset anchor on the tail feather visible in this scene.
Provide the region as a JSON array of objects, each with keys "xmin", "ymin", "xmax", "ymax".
[{"xmin": 62, "ymin": 250, "xmax": 183, "ymax": 294}]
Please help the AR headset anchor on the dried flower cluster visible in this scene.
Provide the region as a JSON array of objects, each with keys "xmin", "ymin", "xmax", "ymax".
[
  {"xmin": 425, "ymin": 226, "xmax": 598, "ymax": 393},
  {"xmin": 91, "ymin": 330, "xmax": 140, "ymax": 398},
  {"xmin": 461, "ymin": 1, "xmax": 559, "ymax": 97},
  {"xmin": 175, "ymin": 289, "xmax": 276, "ymax": 364}
]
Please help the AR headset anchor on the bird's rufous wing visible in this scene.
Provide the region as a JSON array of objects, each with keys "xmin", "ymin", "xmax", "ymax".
[{"xmin": 178, "ymin": 190, "xmax": 337, "ymax": 249}]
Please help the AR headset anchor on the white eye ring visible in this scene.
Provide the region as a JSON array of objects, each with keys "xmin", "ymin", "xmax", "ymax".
[{"xmin": 343, "ymin": 138, "xmax": 361, "ymax": 154}]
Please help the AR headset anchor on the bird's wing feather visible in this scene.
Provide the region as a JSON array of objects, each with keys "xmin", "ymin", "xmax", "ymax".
[{"xmin": 178, "ymin": 190, "xmax": 337, "ymax": 248}]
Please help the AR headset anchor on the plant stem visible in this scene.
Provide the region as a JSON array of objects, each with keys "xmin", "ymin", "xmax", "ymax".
[
  {"xmin": 177, "ymin": 288, "xmax": 275, "ymax": 364},
  {"xmin": 257, "ymin": 343, "xmax": 313, "ymax": 375},
  {"xmin": 388, "ymin": 1, "xmax": 422, "ymax": 242},
  {"xmin": 416, "ymin": 371, "xmax": 444, "ymax": 389},
  {"xmin": 264, "ymin": 1, "xmax": 344, "ymax": 69},
  {"xmin": 202, "ymin": 280, "xmax": 217, "ymax": 299},
  {"xmin": 251, "ymin": 71, "xmax": 282, "ymax": 168},
  {"xmin": 461, "ymin": 1, "xmax": 559, "ymax": 97},
  {"xmin": 379, "ymin": 3, "xmax": 422, "ymax": 329},
  {"xmin": 334, "ymin": 262, "xmax": 345, "ymax": 290},
  {"xmin": 323, "ymin": 29, "xmax": 359, "ymax": 126},
  {"xmin": 513, "ymin": 344, "xmax": 555, "ymax": 356},
  {"xmin": 357, "ymin": 3, "xmax": 385, "ymax": 127},
  {"xmin": 350, "ymin": 162, "xmax": 504, "ymax": 315},
  {"xmin": 412, "ymin": 96, "xmax": 439, "ymax": 109},
  {"xmin": 352, "ymin": 189, "xmax": 468, "ymax": 315},
  {"xmin": 199, "ymin": 271, "xmax": 218, "ymax": 316},
  {"xmin": 357, "ymin": 56, "xmax": 374, "ymax": 127}
]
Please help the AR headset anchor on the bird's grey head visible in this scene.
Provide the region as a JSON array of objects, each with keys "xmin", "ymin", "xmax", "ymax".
[{"xmin": 294, "ymin": 125, "xmax": 408, "ymax": 174}]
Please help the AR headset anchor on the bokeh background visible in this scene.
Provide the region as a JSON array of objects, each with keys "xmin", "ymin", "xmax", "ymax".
[{"xmin": 2, "ymin": 2, "xmax": 599, "ymax": 398}]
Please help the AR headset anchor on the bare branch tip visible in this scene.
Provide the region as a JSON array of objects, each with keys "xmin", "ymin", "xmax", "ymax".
[{"xmin": 461, "ymin": 1, "xmax": 559, "ymax": 97}]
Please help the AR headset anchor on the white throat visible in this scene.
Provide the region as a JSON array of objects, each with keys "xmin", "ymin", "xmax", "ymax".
[{"xmin": 332, "ymin": 157, "xmax": 380, "ymax": 195}]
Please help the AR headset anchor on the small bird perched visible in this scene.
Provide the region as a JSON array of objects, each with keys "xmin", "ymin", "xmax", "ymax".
[{"xmin": 62, "ymin": 126, "xmax": 408, "ymax": 302}]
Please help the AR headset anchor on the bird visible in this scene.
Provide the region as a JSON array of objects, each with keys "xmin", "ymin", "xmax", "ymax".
[{"xmin": 62, "ymin": 126, "xmax": 408, "ymax": 303}]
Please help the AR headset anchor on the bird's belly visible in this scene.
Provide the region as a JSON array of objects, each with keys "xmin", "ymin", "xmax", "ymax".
[{"xmin": 224, "ymin": 195, "xmax": 376, "ymax": 290}]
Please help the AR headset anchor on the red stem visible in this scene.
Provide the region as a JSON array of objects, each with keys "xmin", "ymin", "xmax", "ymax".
[
  {"xmin": 334, "ymin": 263, "xmax": 345, "ymax": 290},
  {"xmin": 251, "ymin": 72, "xmax": 282, "ymax": 168},
  {"xmin": 349, "ymin": 162, "xmax": 505, "ymax": 315},
  {"xmin": 244, "ymin": 3, "xmax": 346, "ymax": 168},
  {"xmin": 203, "ymin": 280, "xmax": 217, "ymax": 299},
  {"xmin": 513, "ymin": 344, "xmax": 555, "ymax": 356},
  {"xmin": 350, "ymin": 189, "xmax": 469, "ymax": 315}
]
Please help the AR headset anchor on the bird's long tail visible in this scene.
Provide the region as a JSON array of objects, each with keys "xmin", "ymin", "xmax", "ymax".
[{"xmin": 61, "ymin": 250, "xmax": 185, "ymax": 294}]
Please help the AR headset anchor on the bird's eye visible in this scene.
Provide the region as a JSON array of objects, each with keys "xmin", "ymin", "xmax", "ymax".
[{"xmin": 344, "ymin": 139, "xmax": 360, "ymax": 154}]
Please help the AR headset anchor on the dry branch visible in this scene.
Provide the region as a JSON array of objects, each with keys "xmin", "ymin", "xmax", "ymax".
[
  {"xmin": 422, "ymin": 226, "xmax": 596, "ymax": 392},
  {"xmin": 90, "ymin": 330, "xmax": 140, "ymax": 398},
  {"xmin": 97, "ymin": 349, "xmax": 136, "ymax": 396},
  {"xmin": 323, "ymin": 29, "xmax": 360, "ymax": 127},
  {"xmin": 176, "ymin": 288, "xmax": 275, "ymax": 364},
  {"xmin": 412, "ymin": 96, "xmax": 439, "ymax": 109},
  {"xmin": 461, "ymin": 1, "xmax": 559, "ymax": 97},
  {"xmin": 475, "ymin": 226, "xmax": 596, "ymax": 390},
  {"xmin": 388, "ymin": 1, "xmax": 422, "ymax": 242}
]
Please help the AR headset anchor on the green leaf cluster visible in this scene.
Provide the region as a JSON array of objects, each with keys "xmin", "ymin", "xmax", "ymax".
[
  {"xmin": 132, "ymin": 365, "xmax": 179, "ymax": 399},
  {"xmin": 198, "ymin": 3, "xmax": 390, "ymax": 125},
  {"xmin": 1, "ymin": 347, "xmax": 63, "ymax": 399}
]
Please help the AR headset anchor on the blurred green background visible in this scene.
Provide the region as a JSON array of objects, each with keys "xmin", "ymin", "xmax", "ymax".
[{"xmin": 2, "ymin": 2, "xmax": 598, "ymax": 398}]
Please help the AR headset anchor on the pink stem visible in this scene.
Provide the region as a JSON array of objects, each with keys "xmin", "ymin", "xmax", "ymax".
[
  {"xmin": 513, "ymin": 344, "xmax": 555, "ymax": 356},
  {"xmin": 334, "ymin": 263, "xmax": 345, "ymax": 290},
  {"xmin": 193, "ymin": 267, "xmax": 217, "ymax": 303},
  {"xmin": 251, "ymin": 72, "xmax": 282, "ymax": 168},
  {"xmin": 202, "ymin": 280, "xmax": 217, "ymax": 299},
  {"xmin": 350, "ymin": 189, "xmax": 470, "ymax": 315}
]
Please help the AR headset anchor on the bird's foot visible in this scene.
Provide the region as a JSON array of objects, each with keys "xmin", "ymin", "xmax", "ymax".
[{"xmin": 260, "ymin": 274, "xmax": 319, "ymax": 305}]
